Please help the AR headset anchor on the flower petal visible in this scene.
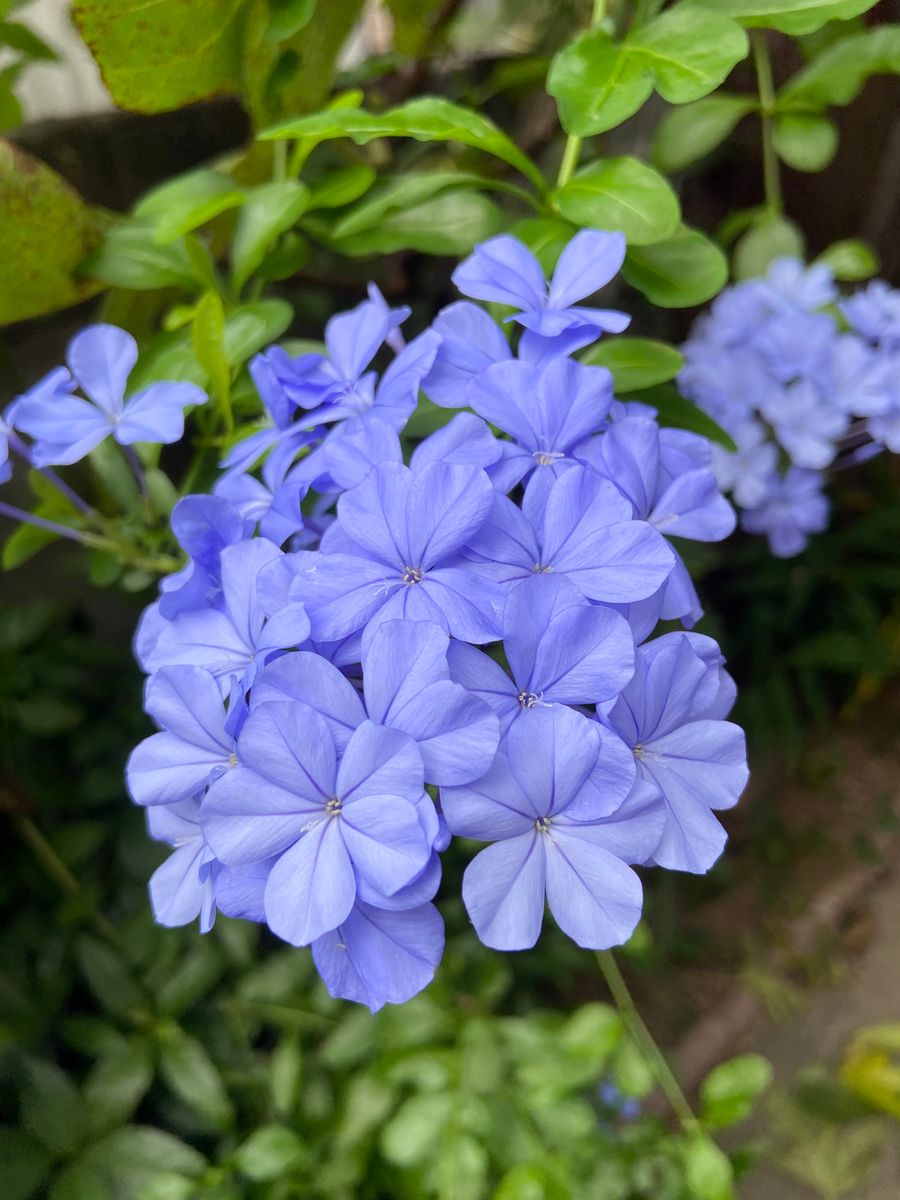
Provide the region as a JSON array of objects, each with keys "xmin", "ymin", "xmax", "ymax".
[{"xmin": 462, "ymin": 832, "xmax": 545, "ymax": 950}]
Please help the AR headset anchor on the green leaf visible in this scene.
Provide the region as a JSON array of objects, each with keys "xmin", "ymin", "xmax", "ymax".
[
  {"xmin": 224, "ymin": 299, "xmax": 293, "ymax": 365},
  {"xmin": 331, "ymin": 171, "xmax": 490, "ymax": 238},
  {"xmin": 652, "ymin": 95, "xmax": 755, "ymax": 172},
  {"xmin": 0, "ymin": 1128, "xmax": 52, "ymax": 1200},
  {"xmin": 779, "ymin": 24, "xmax": 900, "ymax": 108},
  {"xmin": 2, "ymin": 522, "xmax": 58, "ymax": 570},
  {"xmin": 700, "ymin": 1054, "xmax": 773, "ymax": 1130},
  {"xmin": 192, "ymin": 291, "xmax": 230, "ymax": 406},
  {"xmin": 548, "ymin": 4, "xmax": 749, "ymax": 137},
  {"xmin": 20, "ymin": 1059, "xmax": 86, "ymax": 1157},
  {"xmin": 553, "ymin": 156, "xmax": 680, "ymax": 245},
  {"xmin": 508, "ymin": 217, "xmax": 575, "ymax": 274},
  {"xmin": 559, "ymin": 1003, "xmax": 623, "ymax": 1066},
  {"xmin": 773, "ymin": 114, "xmax": 838, "ymax": 172},
  {"xmin": 258, "ymin": 231, "xmax": 309, "ymax": 281},
  {"xmin": 611, "ymin": 1038, "xmax": 655, "ymax": 1099},
  {"xmin": 816, "ymin": 238, "xmax": 878, "ymax": 281},
  {"xmin": 380, "ymin": 1092, "xmax": 454, "ymax": 1166},
  {"xmin": 623, "ymin": 225, "xmax": 728, "ymax": 307},
  {"xmin": 691, "ymin": 0, "xmax": 879, "ymax": 36},
  {"xmin": 0, "ymin": 20, "xmax": 58, "ymax": 59},
  {"xmin": 267, "ymin": 0, "xmax": 316, "ymax": 42},
  {"xmin": 76, "ymin": 935, "xmax": 146, "ymax": 1020},
  {"xmin": 157, "ymin": 1023, "xmax": 234, "ymax": 1130},
  {"xmin": 135, "ymin": 1174, "xmax": 196, "ymax": 1200},
  {"xmin": 0, "ymin": 140, "xmax": 103, "ymax": 325},
  {"xmin": 232, "ymin": 180, "xmax": 309, "ymax": 289},
  {"xmin": 638, "ymin": 383, "xmax": 738, "ymax": 450},
  {"xmin": 682, "ymin": 1134, "xmax": 735, "ymax": 1200},
  {"xmin": 304, "ymin": 163, "xmax": 376, "ymax": 211},
  {"xmin": 733, "ymin": 214, "xmax": 805, "ymax": 279},
  {"xmin": 48, "ymin": 1163, "xmax": 111, "ymax": 1200},
  {"xmin": 135, "ymin": 169, "xmax": 246, "ymax": 245},
  {"xmin": 581, "ymin": 336, "xmax": 684, "ymax": 392},
  {"xmin": 331, "ymin": 189, "xmax": 503, "ymax": 257},
  {"xmin": 233, "ymin": 1125, "xmax": 305, "ymax": 1181},
  {"xmin": 0, "ymin": 67, "xmax": 23, "ymax": 133},
  {"xmin": 84, "ymin": 1039, "xmax": 155, "ymax": 1138},
  {"xmin": 83, "ymin": 1127, "xmax": 206, "ymax": 1191},
  {"xmin": 260, "ymin": 97, "xmax": 546, "ymax": 190},
  {"xmin": 72, "ymin": 0, "xmax": 250, "ymax": 113},
  {"xmin": 81, "ymin": 222, "xmax": 206, "ymax": 292}
]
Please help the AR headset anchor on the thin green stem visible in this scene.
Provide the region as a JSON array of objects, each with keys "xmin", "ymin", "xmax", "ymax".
[
  {"xmin": 12, "ymin": 812, "xmax": 120, "ymax": 944},
  {"xmin": 555, "ymin": 0, "xmax": 608, "ymax": 189},
  {"xmin": 751, "ymin": 29, "xmax": 783, "ymax": 215},
  {"xmin": 273, "ymin": 139, "xmax": 287, "ymax": 183},
  {"xmin": 596, "ymin": 950, "xmax": 699, "ymax": 1134}
]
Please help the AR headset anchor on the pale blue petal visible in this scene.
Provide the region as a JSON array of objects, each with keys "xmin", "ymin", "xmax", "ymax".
[
  {"xmin": 67, "ymin": 324, "xmax": 136, "ymax": 415},
  {"xmin": 264, "ymin": 818, "xmax": 355, "ymax": 945},
  {"xmin": 462, "ymin": 833, "xmax": 545, "ymax": 950},
  {"xmin": 544, "ymin": 827, "xmax": 642, "ymax": 949},
  {"xmin": 340, "ymin": 794, "xmax": 429, "ymax": 895},
  {"xmin": 507, "ymin": 705, "xmax": 600, "ymax": 816},
  {"xmin": 452, "ymin": 235, "xmax": 546, "ymax": 310},
  {"xmin": 548, "ymin": 230, "xmax": 626, "ymax": 309},
  {"xmin": 251, "ymin": 651, "xmax": 364, "ymax": 751}
]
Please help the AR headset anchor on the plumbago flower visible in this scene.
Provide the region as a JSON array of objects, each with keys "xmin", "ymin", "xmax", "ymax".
[
  {"xmin": 680, "ymin": 258, "xmax": 900, "ymax": 556},
  {"xmin": 121, "ymin": 230, "xmax": 747, "ymax": 1012}
]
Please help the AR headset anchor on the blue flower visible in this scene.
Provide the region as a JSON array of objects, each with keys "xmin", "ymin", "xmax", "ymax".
[
  {"xmin": 143, "ymin": 538, "xmax": 310, "ymax": 687},
  {"xmin": 441, "ymin": 706, "xmax": 664, "ymax": 950},
  {"xmin": 312, "ymin": 900, "xmax": 445, "ymax": 1012},
  {"xmin": 202, "ymin": 702, "xmax": 434, "ymax": 946},
  {"xmin": 127, "ymin": 666, "xmax": 237, "ymax": 807},
  {"xmin": 602, "ymin": 633, "xmax": 748, "ymax": 874},
  {"xmin": 14, "ymin": 325, "xmax": 206, "ymax": 466},
  {"xmin": 158, "ymin": 495, "xmax": 253, "ymax": 620},
  {"xmin": 251, "ymin": 619, "xmax": 500, "ymax": 787},
  {"xmin": 452, "ymin": 230, "xmax": 630, "ymax": 362},
  {"xmin": 741, "ymin": 467, "xmax": 830, "ymax": 558},
  {"xmin": 464, "ymin": 465, "xmax": 675, "ymax": 605},
  {"xmin": 288, "ymin": 461, "xmax": 506, "ymax": 645},
  {"xmin": 146, "ymin": 799, "xmax": 219, "ymax": 933},
  {"xmin": 841, "ymin": 279, "xmax": 900, "ymax": 346}
]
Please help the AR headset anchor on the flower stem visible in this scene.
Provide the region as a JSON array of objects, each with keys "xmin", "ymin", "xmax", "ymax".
[
  {"xmin": 751, "ymin": 29, "xmax": 783, "ymax": 215},
  {"xmin": 11, "ymin": 810, "xmax": 120, "ymax": 944},
  {"xmin": 0, "ymin": 499, "xmax": 91, "ymax": 544},
  {"xmin": 554, "ymin": 0, "xmax": 608, "ymax": 189},
  {"xmin": 8, "ymin": 432, "xmax": 96, "ymax": 517},
  {"xmin": 596, "ymin": 949, "xmax": 700, "ymax": 1134}
]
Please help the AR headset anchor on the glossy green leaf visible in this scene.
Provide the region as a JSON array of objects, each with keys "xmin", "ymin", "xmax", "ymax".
[
  {"xmin": 0, "ymin": 19, "xmax": 58, "ymax": 59},
  {"xmin": 682, "ymin": 1134, "xmax": 735, "ymax": 1200},
  {"xmin": 224, "ymin": 299, "xmax": 293, "ymax": 365},
  {"xmin": 331, "ymin": 171, "xmax": 490, "ymax": 239},
  {"xmin": 83, "ymin": 1127, "xmax": 206, "ymax": 1190},
  {"xmin": 380, "ymin": 1092, "xmax": 454, "ymax": 1166},
  {"xmin": 260, "ymin": 97, "xmax": 546, "ymax": 190},
  {"xmin": 76, "ymin": 935, "xmax": 146, "ymax": 1020},
  {"xmin": 2, "ymin": 523, "xmax": 58, "ymax": 570},
  {"xmin": 733, "ymin": 214, "xmax": 804, "ymax": 279},
  {"xmin": 135, "ymin": 169, "xmax": 246, "ymax": 245},
  {"xmin": 700, "ymin": 1054, "xmax": 774, "ymax": 1129},
  {"xmin": 691, "ymin": 0, "xmax": 879, "ymax": 35},
  {"xmin": 773, "ymin": 114, "xmax": 838, "ymax": 172},
  {"xmin": 0, "ymin": 1127, "xmax": 52, "ymax": 1200},
  {"xmin": 0, "ymin": 66, "xmax": 23, "ymax": 133},
  {"xmin": 84, "ymin": 1039, "xmax": 155, "ymax": 1137},
  {"xmin": 779, "ymin": 24, "xmax": 900, "ymax": 108},
  {"xmin": 20, "ymin": 1060, "xmax": 86, "ymax": 1157},
  {"xmin": 192, "ymin": 291, "xmax": 229, "ymax": 405},
  {"xmin": 233, "ymin": 1125, "xmax": 306, "ymax": 1181},
  {"xmin": 232, "ymin": 180, "xmax": 308, "ymax": 288},
  {"xmin": 508, "ymin": 217, "xmax": 574, "ymax": 274},
  {"xmin": 582, "ymin": 337, "xmax": 684, "ymax": 392},
  {"xmin": 652, "ymin": 95, "xmax": 755, "ymax": 172},
  {"xmin": 559, "ymin": 1004, "xmax": 623, "ymax": 1065},
  {"xmin": 72, "ymin": 0, "xmax": 250, "ymax": 113},
  {"xmin": 0, "ymin": 140, "xmax": 103, "ymax": 324},
  {"xmin": 553, "ymin": 156, "xmax": 680, "ymax": 245},
  {"xmin": 47, "ymin": 1163, "xmax": 111, "ymax": 1200},
  {"xmin": 259, "ymin": 231, "xmax": 309, "ymax": 281},
  {"xmin": 816, "ymin": 238, "xmax": 878, "ymax": 281},
  {"xmin": 304, "ymin": 163, "xmax": 376, "ymax": 211},
  {"xmin": 267, "ymin": 0, "xmax": 316, "ymax": 42},
  {"xmin": 331, "ymin": 189, "xmax": 503, "ymax": 257},
  {"xmin": 81, "ymin": 223, "xmax": 207, "ymax": 292},
  {"xmin": 548, "ymin": 4, "xmax": 748, "ymax": 137},
  {"xmin": 623, "ymin": 226, "xmax": 728, "ymax": 307},
  {"xmin": 638, "ymin": 383, "xmax": 738, "ymax": 450},
  {"xmin": 157, "ymin": 1023, "xmax": 234, "ymax": 1129}
]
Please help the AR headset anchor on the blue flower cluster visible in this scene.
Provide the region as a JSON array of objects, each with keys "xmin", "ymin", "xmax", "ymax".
[
  {"xmin": 125, "ymin": 231, "xmax": 748, "ymax": 1011},
  {"xmin": 680, "ymin": 259, "xmax": 900, "ymax": 557}
]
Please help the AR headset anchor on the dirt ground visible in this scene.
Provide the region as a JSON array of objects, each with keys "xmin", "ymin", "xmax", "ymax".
[{"xmin": 740, "ymin": 859, "xmax": 900, "ymax": 1197}]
